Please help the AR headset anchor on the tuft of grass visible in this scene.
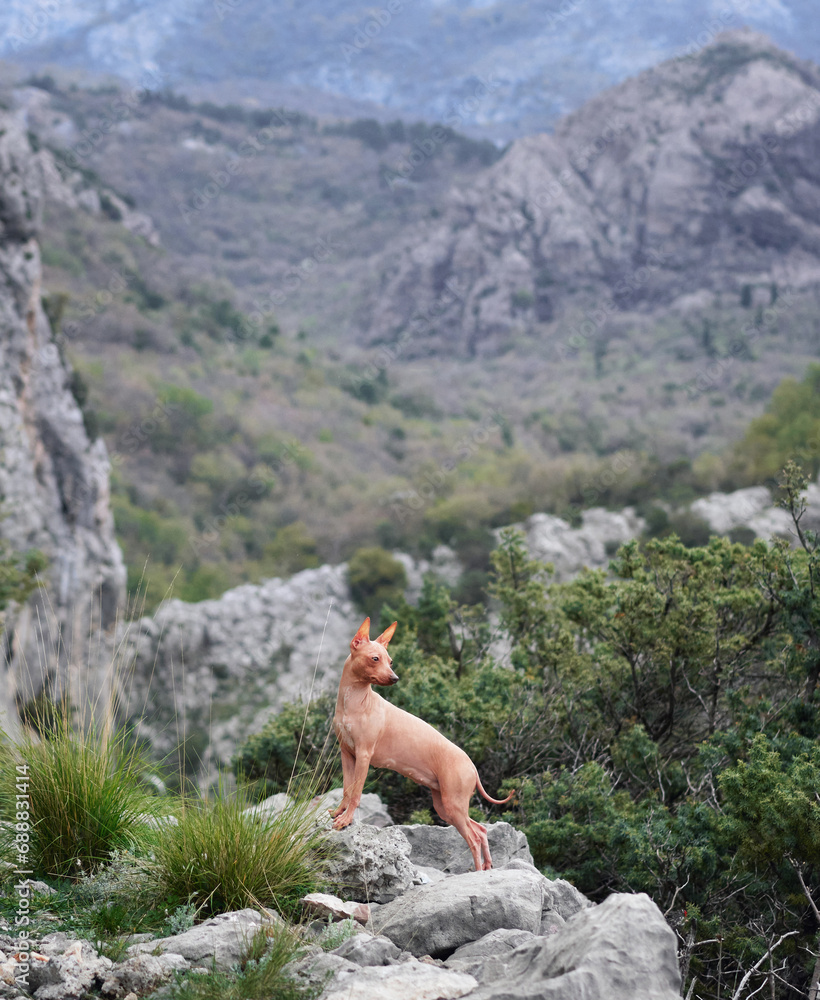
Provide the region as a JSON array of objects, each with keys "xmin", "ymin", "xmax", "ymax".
[
  {"xmin": 170, "ymin": 925, "xmax": 315, "ymax": 1000},
  {"xmin": 145, "ymin": 793, "xmax": 330, "ymax": 918},
  {"xmin": 0, "ymin": 715, "xmax": 155, "ymax": 878},
  {"xmin": 317, "ymin": 916, "xmax": 357, "ymax": 951}
]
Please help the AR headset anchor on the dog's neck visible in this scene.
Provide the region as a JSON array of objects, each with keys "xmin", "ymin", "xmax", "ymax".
[{"xmin": 337, "ymin": 655, "xmax": 379, "ymax": 703}]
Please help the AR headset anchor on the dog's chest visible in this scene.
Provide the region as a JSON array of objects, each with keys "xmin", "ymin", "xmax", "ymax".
[{"xmin": 333, "ymin": 712, "xmax": 364, "ymax": 753}]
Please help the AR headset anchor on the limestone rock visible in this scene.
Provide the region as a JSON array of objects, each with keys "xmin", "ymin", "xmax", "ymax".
[
  {"xmin": 394, "ymin": 821, "xmax": 532, "ymax": 874},
  {"xmin": 284, "ymin": 951, "xmax": 359, "ymax": 995},
  {"xmin": 316, "ymin": 789, "xmax": 394, "ymax": 828},
  {"xmin": 367, "ymin": 32, "xmax": 820, "ymax": 360},
  {"xmin": 509, "ymin": 508, "xmax": 646, "ymax": 582},
  {"xmin": 14, "ymin": 880, "xmax": 54, "ymax": 897},
  {"xmin": 128, "ymin": 909, "xmax": 275, "ymax": 970},
  {"xmin": 371, "ymin": 867, "xmax": 558, "ymax": 957},
  {"xmin": 243, "ymin": 792, "xmax": 292, "ymax": 822},
  {"xmin": 117, "ymin": 562, "xmax": 361, "ymax": 782},
  {"xmin": 331, "ymin": 931, "xmax": 402, "ymax": 967},
  {"xmin": 444, "ymin": 928, "xmax": 541, "ymax": 982},
  {"xmin": 690, "ymin": 484, "xmax": 820, "ymax": 539},
  {"xmin": 100, "ymin": 954, "xmax": 188, "ymax": 997},
  {"xmin": 322, "ymin": 961, "xmax": 477, "ymax": 1000},
  {"xmin": 466, "ymin": 892, "xmax": 681, "ymax": 1000},
  {"xmin": 28, "ymin": 940, "xmax": 112, "ymax": 1000},
  {"xmin": 325, "ymin": 825, "xmax": 416, "ymax": 903},
  {"xmin": 301, "ymin": 892, "xmax": 371, "ymax": 926}
]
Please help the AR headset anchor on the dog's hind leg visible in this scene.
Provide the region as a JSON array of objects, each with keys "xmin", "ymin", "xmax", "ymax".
[
  {"xmin": 432, "ymin": 788, "xmax": 488, "ymax": 871},
  {"xmin": 470, "ymin": 818, "xmax": 492, "ymax": 870}
]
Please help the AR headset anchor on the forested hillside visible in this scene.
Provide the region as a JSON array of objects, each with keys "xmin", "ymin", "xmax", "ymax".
[{"xmin": 9, "ymin": 33, "xmax": 820, "ymax": 610}]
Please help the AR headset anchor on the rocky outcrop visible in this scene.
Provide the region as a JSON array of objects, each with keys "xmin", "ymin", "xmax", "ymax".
[
  {"xmin": 393, "ymin": 821, "xmax": 533, "ymax": 874},
  {"xmin": 290, "ymin": 803, "xmax": 680, "ymax": 998},
  {"xmin": 460, "ymin": 893, "xmax": 681, "ymax": 1000},
  {"xmin": 371, "ymin": 867, "xmax": 584, "ymax": 958},
  {"xmin": 507, "ymin": 507, "xmax": 646, "ymax": 582},
  {"xmin": 128, "ymin": 908, "xmax": 276, "ymax": 968},
  {"xmin": 116, "ymin": 562, "xmax": 360, "ymax": 781},
  {"xmin": 0, "ymin": 111, "xmax": 126, "ymax": 728},
  {"xmin": 368, "ymin": 31, "xmax": 820, "ymax": 358},
  {"xmin": 324, "ymin": 823, "xmax": 418, "ymax": 904},
  {"xmin": 0, "ymin": 805, "xmax": 683, "ymax": 999},
  {"xmin": 691, "ymin": 482, "xmax": 820, "ymax": 537},
  {"xmin": 10, "ymin": 87, "xmax": 161, "ymax": 247}
]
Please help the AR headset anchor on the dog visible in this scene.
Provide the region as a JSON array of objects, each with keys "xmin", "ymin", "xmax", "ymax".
[{"xmin": 330, "ymin": 617, "xmax": 513, "ymax": 870}]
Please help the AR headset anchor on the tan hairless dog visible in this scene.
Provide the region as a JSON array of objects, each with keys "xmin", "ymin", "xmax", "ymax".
[{"xmin": 331, "ymin": 617, "xmax": 513, "ymax": 871}]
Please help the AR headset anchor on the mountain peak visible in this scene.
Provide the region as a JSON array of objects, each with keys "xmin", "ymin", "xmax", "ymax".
[{"xmin": 366, "ymin": 33, "xmax": 820, "ymax": 359}]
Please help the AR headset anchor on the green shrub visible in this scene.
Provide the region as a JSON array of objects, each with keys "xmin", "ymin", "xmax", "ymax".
[
  {"xmin": 233, "ymin": 693, "xmax": 339, "ymax": 799},
  {"xmin": 262, "ymin": 523, "xmax": 320, "ymax": 577},
  {"xmin": 733, "ymin": 363, "xmax": 820, "ymax": 482},
  {"xmin": 146, "ymin": 793, "xmax": 328, "ymax": 917},
  {"xmin": 346, "ymin": 546, "xmax": 407, "ymax": 614},
  {"xmin": 0, "ymin": 717, "xmax": 153, "ymax": 878},
  {"xmin": 318, "ymin": 917, "xmax": 357, "ymax": 951}
]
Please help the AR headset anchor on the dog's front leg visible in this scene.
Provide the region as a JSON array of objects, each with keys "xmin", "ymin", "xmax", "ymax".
[
  {"xmin": 332, "ymin": 749, "xmax": 372, "ymax": 829},
  {"xmin": 330, "ymin": 745, "xmax": 356, "ymax": 818}
]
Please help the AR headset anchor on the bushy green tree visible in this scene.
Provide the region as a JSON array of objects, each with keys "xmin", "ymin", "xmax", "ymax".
[
  {"xmin": 733, "ymin": 363, "xmax": 820, "ymax": 481},
  {"xmin": 346, "ymin": 547, "xmax": 407, "ymax": 614}
]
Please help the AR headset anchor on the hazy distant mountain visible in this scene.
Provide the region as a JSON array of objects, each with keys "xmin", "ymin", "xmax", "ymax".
[
  {"xmin": 2, "ymin": 0, "xmax": 819, "ymax": 139},
  {"xmin": 367, "ymin": 29, "xmax": 820, "ymax": 357}
]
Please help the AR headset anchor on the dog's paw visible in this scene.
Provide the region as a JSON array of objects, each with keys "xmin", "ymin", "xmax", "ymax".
[{"xmin": 332, "ymin": 809, "xmax": 355, "ymax": 830}]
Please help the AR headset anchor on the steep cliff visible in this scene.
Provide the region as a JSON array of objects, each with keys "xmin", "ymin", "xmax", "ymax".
[{"xmin": 0, "ymin": 111, "xmax": 126, "ymax": 725}]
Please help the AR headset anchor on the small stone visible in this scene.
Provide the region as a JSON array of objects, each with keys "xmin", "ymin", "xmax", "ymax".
[{"xmin": 300, "ymin": 892, "xmax": 370, "ymax": 925}]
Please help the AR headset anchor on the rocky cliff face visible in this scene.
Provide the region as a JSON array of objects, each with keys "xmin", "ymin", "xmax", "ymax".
[
  {"xmin": 368, "ymin": 30, "xmax": 820, "ymax": 358},
  {"xmin": 0, "ymin": 111, "xmax": 126, "ymax": 726}
]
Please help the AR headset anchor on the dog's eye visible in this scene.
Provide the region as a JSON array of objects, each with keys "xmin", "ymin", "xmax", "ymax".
[{"xmin": 372, "ymin": 655, "xmax": 379, "ymax": 661}]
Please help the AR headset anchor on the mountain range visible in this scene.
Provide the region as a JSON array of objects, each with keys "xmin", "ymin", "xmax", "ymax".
[
  {"xmin": 3, "ymin": 28, "xmax": 820, "ymax": 606},
  {"xmin": 2, "ymin": 0, "xmax": 819, "ymax": 141}
]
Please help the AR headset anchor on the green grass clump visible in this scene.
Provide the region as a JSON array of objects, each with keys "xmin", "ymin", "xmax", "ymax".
[
  {"xmin": 317, "ymin": 916, "xmax": 357, "ymax": 952},
  {"xmin": 170, "ymin": 926, "xmax": 314, "ymax": 1000},
  {"xmin": 0, "ymin": 716, "xmax": 154, "ymax": 878},
  {"xmin": 147, "ymin": 794, "xmax": 329, "ymax": 918}
]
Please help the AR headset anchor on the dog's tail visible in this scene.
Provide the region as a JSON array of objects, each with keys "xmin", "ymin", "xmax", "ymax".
[{"xmin": 475, "ymin": 771, "xmax": 515, "ymax": 805}]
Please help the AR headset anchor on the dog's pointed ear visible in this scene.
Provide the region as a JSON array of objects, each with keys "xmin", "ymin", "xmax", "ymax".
[
  {"xmin": 351, "ymin": 618, "xmax": 371, "ymax": 650},
  {"xmin": 375, "ymin": 621, "xmax": 398, "ymax": 647}
]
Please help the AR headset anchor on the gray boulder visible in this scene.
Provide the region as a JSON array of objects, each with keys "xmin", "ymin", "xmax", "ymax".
[
  {"xmin": 28, "ymin": 941, "xmax": 112, "ymax": 1000},
  {"xmin": 242, "ymin": 792, "xmax": 291, "ymax": 822},
  {"xmin": 284, "ymin": 952, "xmax": 360, "ymax": 995},
  {"xmin": 325, "ymin": 825, "xmax": 416, "ymax": 903},
  {"xmin": 540, "ymin": 875, "xmax": 592, "ymax": 921},
  {"xmin": 129, "ymin": 909, "xmax": 274, "ymax": 970},
  {"xmin": 467, "ymin": 892, "xmax": 681, "ymax": 1000},
  {"xmin": 100, "ymin": 954, "xmax": 188, "ymax": 997},
  {"xmin": 331, "ymin": 932, "xmax": 402, "ymax": 967},
  {"xmin": 394, "ymin": 821, "xmax": 532, "ymax": 874},
  {"xmin": 371, "ymin": 867, "xmax": 567, "ymax": 958},
  {"xmin": 444, "ymin": 928, "xmax": 541, "ymax": 982},
  {"xmin": 317, "ymin": 789, "xmax": 394, "ymax": 828},
  {"xmin": 322, "ymin": 961, "xmax": 477, "ymax": 1000}
]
